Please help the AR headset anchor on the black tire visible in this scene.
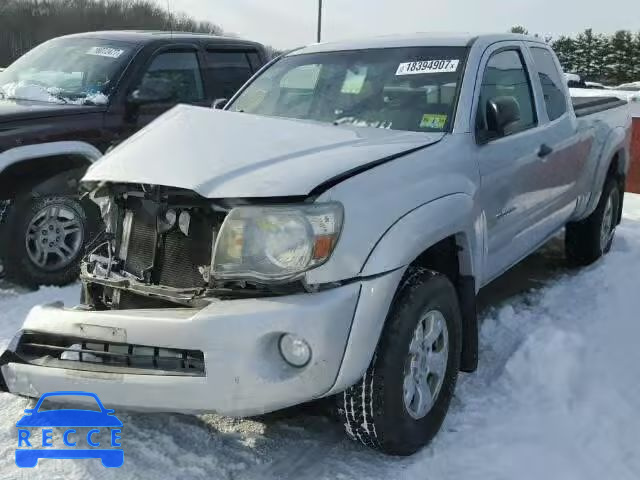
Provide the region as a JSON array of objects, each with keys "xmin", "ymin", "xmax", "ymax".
[
  {"xmin": 565, "ymin": 176, "xmax": 621, "ymax": 266},
  {"xmin": 1, "ymin": 194, "xmax": 90, "ymax": 287},
  {"xmin": 339, "ymin": 268, "xmax": 462, "ymax": 456}
]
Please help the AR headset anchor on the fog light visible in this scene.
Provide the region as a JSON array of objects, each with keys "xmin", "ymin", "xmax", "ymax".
[{"xmin": 278, "ymin": 334, "xmax": 311, "ymax": 367}]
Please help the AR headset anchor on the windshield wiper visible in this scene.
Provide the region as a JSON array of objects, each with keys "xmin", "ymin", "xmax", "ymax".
[{"xmin": 48, "ymin": 91, "xmax": 68, "ymax": 104}]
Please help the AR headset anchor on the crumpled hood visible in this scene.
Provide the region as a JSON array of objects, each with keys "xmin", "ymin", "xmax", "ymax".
[{"xmin": 83, "ymin": 105, "xmax": 444, "ymax": 198}]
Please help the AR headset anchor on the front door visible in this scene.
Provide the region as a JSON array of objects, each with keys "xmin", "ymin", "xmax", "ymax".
[
  {"xmin": 129, "ymin": 48, "xmax": 209, "ymax": 130},
  {"xmin": 104, "ymin": 46, "xmax": 209, "ymax": 148},
  {"xmin": 474, "ymin": 44, "xmax": 547, "ymax": 282}
]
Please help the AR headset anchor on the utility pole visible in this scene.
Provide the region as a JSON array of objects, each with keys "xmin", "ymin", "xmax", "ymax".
[{"xmin": 317, "ymin": 0, "xmax": 323, "ymax": 43}]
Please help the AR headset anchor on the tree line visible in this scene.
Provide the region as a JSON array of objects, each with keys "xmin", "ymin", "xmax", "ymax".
[
  {"xmin": 511, "ymin": 26, "xmax": 640, "ymax": 85},
  {"xmin": 0, "ymin": 0, "xmax": 280, "ymax": 68}
]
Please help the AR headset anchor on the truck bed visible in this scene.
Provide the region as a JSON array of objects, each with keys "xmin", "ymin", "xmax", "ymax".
[{"xmin": 571, "ymin": 96, "xmax": 628, "ymax": 117}]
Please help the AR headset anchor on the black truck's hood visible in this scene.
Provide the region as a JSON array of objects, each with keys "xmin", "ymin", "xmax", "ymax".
[{"xmin": 0, "ymin": 99, "xmax": 105, "ymax": 123}]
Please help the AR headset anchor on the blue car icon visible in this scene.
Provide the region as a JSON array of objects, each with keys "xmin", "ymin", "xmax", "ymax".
[{"xmin": 15, "ymin": 391, "xmax": 123, "ymax": 468}]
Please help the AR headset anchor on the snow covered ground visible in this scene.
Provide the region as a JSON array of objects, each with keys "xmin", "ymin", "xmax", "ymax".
[{"xmin": 1, "ymin": 196, "xmax": 640, "ymax": 479}]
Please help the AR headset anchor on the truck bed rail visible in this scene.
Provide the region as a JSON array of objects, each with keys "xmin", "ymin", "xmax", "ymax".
[{"xmin": 572, "ymin": 96, "xmax": 627, "ymax": 117}]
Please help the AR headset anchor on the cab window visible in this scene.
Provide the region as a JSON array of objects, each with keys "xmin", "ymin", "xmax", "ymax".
[
  {"xmin": 529, "ymin": 47, "xmax": 568, "ymax": 121},
  {"xmin": 476, "ymin": 49, "xmax": 537, "ymax": 140},
  {"xmin": 138, "ymin": 51, "xmax": 205, "ymax": 103},
  {"xmin": 205, "ymin": 50, "xmax": 254, "ymax": 99}
]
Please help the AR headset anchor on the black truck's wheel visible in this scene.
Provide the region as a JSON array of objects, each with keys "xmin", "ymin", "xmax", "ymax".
[
  {"xmin": 565, "ymin": 177, "xmax": 621, "ymax": 266},
  {"xmin": 2, "ymin": 194, "xmax": 88, "ymax": 287},
  {"xmin": 339, "ymin": 268, "xmax": 462, "ymax": 456}
]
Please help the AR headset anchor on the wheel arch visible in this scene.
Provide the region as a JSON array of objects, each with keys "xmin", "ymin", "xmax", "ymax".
[
  {"xmin": 359, "ymin": 194, "xmax": 479, "ymax": 373},
  {"xmin": 360, "ymin": 193, "xmax": 479, "ymax": 280},
  {"xmin": 581, "ymin": 125, "xmax": 629, "ymax": 222},
  {"xmin": 0, "ymin": 142, "xmax": 102, "ymax": 200},
  {"xmin": 402, "ymin": 234, "xmax": 478, "ymax": 373},
  {"xmin": 606, "ymin": 151, "xmax": 626, "ymax": 225},
  {"xmin": 328, "ymin": 196, "xmax": 479, "ymax": 395}
]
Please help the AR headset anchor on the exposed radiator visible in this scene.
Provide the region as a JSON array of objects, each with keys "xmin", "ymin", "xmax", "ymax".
[
  {"xmin": 123, "ymin": 210, "xmax": 156, "ymax": 278},
  {"xmin": 120, "ymin": 203, "xmax": 216, "ymax": 290},
  {"xmin": 157, "ymin": 218, "xmax": 213, "ymax": 288}
]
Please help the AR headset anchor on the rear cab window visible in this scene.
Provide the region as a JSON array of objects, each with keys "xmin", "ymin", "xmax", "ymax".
[
  {"xmin": 205, "ymin": 50, "xmax": 259, "ymax": 100},
  {"xmin": 528, "ymin": 46, "xmax": 568, "ymax": 121},
  {"xmin": 228, "ymin": 47, "xmax": 469, "ymax": 133}
]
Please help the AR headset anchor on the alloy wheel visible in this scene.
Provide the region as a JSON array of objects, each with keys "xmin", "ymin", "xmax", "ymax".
[
  {"xmin": 600, "ymin": 192, "xmax": 615, "ymax": 252},
  {"xmin": 25, "ymin": 204, "xmax": 84, "ymax": 271},
  {"xmin": 403, "ymin": 309, "xmax": 449, "ymax": 420}
]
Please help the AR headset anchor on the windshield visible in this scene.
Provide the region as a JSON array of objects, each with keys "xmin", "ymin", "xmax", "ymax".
[
  {"xmin": 228, "ymin": 47, "xmax": 467, "ymax": 133},
  {"xmin": 0, "ymin": 37, "xmax": 136, "ymax": 105}
]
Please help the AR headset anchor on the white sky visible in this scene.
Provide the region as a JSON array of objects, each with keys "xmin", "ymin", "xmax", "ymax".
[{"xmin": 160, "ymin": 0, "xmax": 639, "ymax": 50}]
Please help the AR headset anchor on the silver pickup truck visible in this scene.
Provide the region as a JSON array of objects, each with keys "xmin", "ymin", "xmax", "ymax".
[{"xmin": 0, "ymin": 33, "xmax": 632, "ymax": 455}]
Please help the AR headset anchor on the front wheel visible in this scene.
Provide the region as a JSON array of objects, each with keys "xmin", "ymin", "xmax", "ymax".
[
  {"xmin": 2, "ymin": 194, "xmax": 88, "ymax": 287},
  {"xmin": 565, "ymin": 177, "xmax": 621, "ymax": 266},
  {"xmin": 339, "ymin": 268, "xmax": 462, "ymax": 455}
]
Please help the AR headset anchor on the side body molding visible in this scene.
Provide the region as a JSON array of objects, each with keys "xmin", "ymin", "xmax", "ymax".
[{"xmin": 0, "ymin": 141, "xmax": 103, "ymax": 175}]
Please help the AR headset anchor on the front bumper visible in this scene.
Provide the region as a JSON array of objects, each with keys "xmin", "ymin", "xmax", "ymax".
[{"xmin": 0, "ymin": 272, "xmax": 400, "ymax": 416}]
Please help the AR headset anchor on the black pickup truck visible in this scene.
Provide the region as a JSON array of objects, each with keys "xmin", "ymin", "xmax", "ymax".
[{"xmin": 0, "ymin": 31, "xmax": 267, "ymax": 287}]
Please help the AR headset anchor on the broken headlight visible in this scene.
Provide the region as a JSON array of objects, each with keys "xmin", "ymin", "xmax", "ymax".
[{"xmin": 212, "ymin": 202, "xmax": 343, "ymax": 282}]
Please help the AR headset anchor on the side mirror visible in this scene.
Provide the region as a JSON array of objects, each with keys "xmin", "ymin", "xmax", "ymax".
[
  {"xmin": 486, "ymin": 96, "xmax": 521, "ymax": 137},
  {"xmin": 127, "ymin": 77, "xmax": 175, "ymax": 105},
  {"xmin": 212, "ymin": 98, "xmax": 228, "ymax": 110}
]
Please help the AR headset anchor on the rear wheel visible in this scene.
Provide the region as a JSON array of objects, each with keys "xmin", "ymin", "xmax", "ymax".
[
  {"xmin": 339, "ymin": 268, "xmax": 462, "ymax": 455},
  {"xmin": 565, "ymin": 177, "xmax": 621, "ymax": 266},
  {"xmin": 2, "ymin": 194, "xmax": 88, "ymax": 287}
]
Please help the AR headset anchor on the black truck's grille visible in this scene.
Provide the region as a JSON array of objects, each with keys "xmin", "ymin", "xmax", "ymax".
[{"xmin": 15, "ymin": 331, "xmax": 205, "ymax": 376}]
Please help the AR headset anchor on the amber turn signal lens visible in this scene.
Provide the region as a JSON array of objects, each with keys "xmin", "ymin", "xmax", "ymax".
[{"xmin": 313, "ymin": 235, "xmax": 335, "ymax": 260}]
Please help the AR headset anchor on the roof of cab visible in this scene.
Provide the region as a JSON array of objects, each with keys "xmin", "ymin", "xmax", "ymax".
[
  {"xmin": 56, "ymin": 30, "xmax": 263, "ymax": 48},
  {"xmin": 289, "ymin": 32, "xmax": 546, "ymax": 55}
]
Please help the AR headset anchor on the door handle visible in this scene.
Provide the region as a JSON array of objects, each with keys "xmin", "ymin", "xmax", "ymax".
[{"xmin": 537, "ymin": 144, "xmax": 554, "ymax": 158}]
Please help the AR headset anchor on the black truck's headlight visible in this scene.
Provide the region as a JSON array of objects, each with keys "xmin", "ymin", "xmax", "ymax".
[{"xmin": 212, "ymin": 203, "xmax": 343, "ymax": 282}]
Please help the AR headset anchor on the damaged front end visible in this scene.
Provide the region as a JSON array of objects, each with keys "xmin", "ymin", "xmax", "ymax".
[{"xmin": 81, "ymin": 183, "xmax": 343, "ymax": 310}]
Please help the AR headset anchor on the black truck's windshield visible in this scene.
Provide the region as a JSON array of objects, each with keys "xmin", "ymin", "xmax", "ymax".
[
  {"xmin": 229, "ymin": 47, "xmax": 467, "ymax": 133},
  {"xmin": 0, "ymin": 37, "xmax": 135, "ymax": 105}
]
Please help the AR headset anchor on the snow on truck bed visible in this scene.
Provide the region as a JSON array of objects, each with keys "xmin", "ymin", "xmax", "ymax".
[{"xmin": 1, "ymin": 196, "xmax": 640, "ymax": 479}]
